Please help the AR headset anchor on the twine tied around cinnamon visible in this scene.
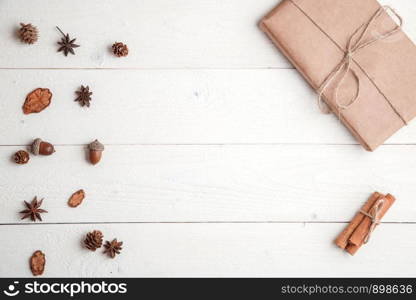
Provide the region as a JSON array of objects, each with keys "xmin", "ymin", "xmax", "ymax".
[
  {"xmin": 317, "ymin": 6, "xmax": 404, "ymax": 120},
  {"xmin": 359, "ymin": 197, "xmax": 386, "ymax": 244}
]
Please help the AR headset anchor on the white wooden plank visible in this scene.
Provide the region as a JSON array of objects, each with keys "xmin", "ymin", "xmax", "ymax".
[
  {"xmin": 0, "ymin": 0, "xmax": 414, "ymax": 68},
  {"xmin": 1, "ymin": 145, "xmax": 415, "ymax": 223},
  {"xmin": 2, "ymin": 69, "xmax": 416, "ymax": 145},
  {"xmin": 0, "ymin": 223, "xmax": 415, "ymax": 277},
  {"xmin": 0, "ymin": 0, "xmax": 286, "ymax": 69}
]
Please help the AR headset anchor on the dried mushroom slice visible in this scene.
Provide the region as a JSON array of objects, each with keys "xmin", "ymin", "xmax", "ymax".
[
  {"xmin": 22, "ymin": 88, "xmax": 52, "ymax": 114},
  {"xmin": 30, "ymin": 250, "xmax": 46, "ymax": 276},
  {"xmin": 68, "ymin": 189, "xmax": 85, "ymax": 207}
]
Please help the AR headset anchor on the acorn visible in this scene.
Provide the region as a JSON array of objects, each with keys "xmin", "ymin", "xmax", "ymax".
[
  {"xmin": 31, "ymin": 138, "xmax": 55, "ymax": 156},
  {"xmin": 88, "ymin": 139, "xmax": 104, "ymax": 165}
]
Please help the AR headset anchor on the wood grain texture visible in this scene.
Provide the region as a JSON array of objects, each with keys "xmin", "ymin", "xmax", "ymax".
[
  {"xmin": 0, "ymin": 0, "xmax": 414, "ymax": 69},
  {"xmin": 1, "ymin": 223, "xmax": 415, "ymax": 277},
  {"xmin": 2, "ymin": 69, "xmax": 416, "ymax": 145},
  {"xmin": 1, "ymin": 145, "xmax": 415, "ymax": 223}
]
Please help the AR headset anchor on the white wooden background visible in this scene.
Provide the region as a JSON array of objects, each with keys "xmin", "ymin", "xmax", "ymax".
[{"xmin": 1, "ymin": 0, "xmax": 416, "ymax": 277}]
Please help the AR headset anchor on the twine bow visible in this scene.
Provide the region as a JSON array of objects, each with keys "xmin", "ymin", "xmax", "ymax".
[
  {"xmin": 359, "ymin": 197, "xmax": 386, "ymax": 244},
  {"xmin": 317, "ymin": 6, "xmax": 403, "ymax": 115}
]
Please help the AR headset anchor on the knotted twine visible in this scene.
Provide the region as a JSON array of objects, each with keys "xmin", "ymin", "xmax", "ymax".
[
  {"xmin": 317, "ymin": 6, "xmax": 404, "ymax": 121},
  {"xmin": 359, "ymin": 197, "xmax": 386, "ymax": 244}
]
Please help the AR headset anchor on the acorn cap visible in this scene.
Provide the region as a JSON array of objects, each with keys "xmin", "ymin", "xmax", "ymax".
[
  {"xmin": 31, "ymin": 138, "xmax": 42, "ymax": 155},
  {"xmin": 88, "ymin": 139, "xmax": 104, "ymax": 151}
]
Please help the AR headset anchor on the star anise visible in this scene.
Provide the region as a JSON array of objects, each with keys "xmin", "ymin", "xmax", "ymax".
[
  {"xmin": 103, "ymin": 239, "xmax": 123, "ymax": 258},
  {"xmin": 56, "ymin": 26, "xmax": 79, "ymax": 56},
  {"xmin": 20, "ymin": 197, "xmax": 47, "ymax": 222},
  {"xmin": 75, "ymin": 85, "xmax": 92, "ymax": 107}
]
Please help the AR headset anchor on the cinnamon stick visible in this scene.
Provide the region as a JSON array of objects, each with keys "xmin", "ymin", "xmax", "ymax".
[
  {"xmin": 335, "ymin": 192, "xmax": 395, "ymax": 255},
  {"xmin": 345, "ymin": 193, "xmax": 395, "ymax": 255},
  {"xmin": 344, "ymin": 243, "xmax": 360, "ymax": 255},
  {"xmin": 335, "ymin": 192, "xmax": 380, "ymax": 249}
]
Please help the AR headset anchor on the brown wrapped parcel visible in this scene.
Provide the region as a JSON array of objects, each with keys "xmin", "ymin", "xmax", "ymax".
[{"xmin": 260, "ymin": 0, "xmax": 416, "ymax": 151}]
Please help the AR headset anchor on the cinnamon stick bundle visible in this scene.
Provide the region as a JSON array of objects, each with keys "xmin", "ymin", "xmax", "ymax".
[{"xmin": 335, "ymin": 192, "xmax": 395, "ymax": 255}]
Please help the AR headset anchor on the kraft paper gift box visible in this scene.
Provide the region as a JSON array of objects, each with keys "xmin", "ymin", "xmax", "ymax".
[{"xmin": 259, "ymin": 0, "xmax": 416, "ymax": 151}]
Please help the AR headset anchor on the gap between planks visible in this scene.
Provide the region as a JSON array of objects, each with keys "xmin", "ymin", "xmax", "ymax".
[
  {"xmin": 0, "ymin": 67, "xmax": 296, "ymax": 70},
  {"xmin": 1, "ymin": 221, "xmax": 414, "ymax": 226},
  {"xmin": 2, "ymin": 143, "xmax": 416, "ymax": 147}
]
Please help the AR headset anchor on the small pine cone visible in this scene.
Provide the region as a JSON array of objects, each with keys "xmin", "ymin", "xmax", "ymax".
[
  {"xmin": 112, "ymin": 42, "xmax": 128, "ymax": 57},
  {"xmin": 84, "ymin": 230, "xmax": 103, "ymax": 251},
  {"xmin": 13, "ymin": 150, "xmax": 30, "ymax": 164},
  {"xmin": 19, "ymin": 23, "xmax": 39, "ymax": 44}
]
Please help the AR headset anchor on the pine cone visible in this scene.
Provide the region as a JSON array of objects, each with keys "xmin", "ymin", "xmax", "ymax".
[
  {"xmin": 19, "ymin": 23, "xmax": 39, "ymax": 44},
  {"xmin": 13, "ymin": 150, "xmax": 30, "ymax": 164},
  {"xmin": 112, "ymin": 42, "xmax": 128, "ymax": 57},
  {"xmin": 84, "ymin": 230, "xmax": 103, "ymax": 251}
]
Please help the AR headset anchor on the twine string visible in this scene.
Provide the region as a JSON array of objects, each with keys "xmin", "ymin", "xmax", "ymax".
[
  {"xmin": 359, "ymin": 197, "xmax": 386, "ymax": 244},
  {"xmin": 317, "ymin": 6, "xmax": 403, "ymax": 116}
]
